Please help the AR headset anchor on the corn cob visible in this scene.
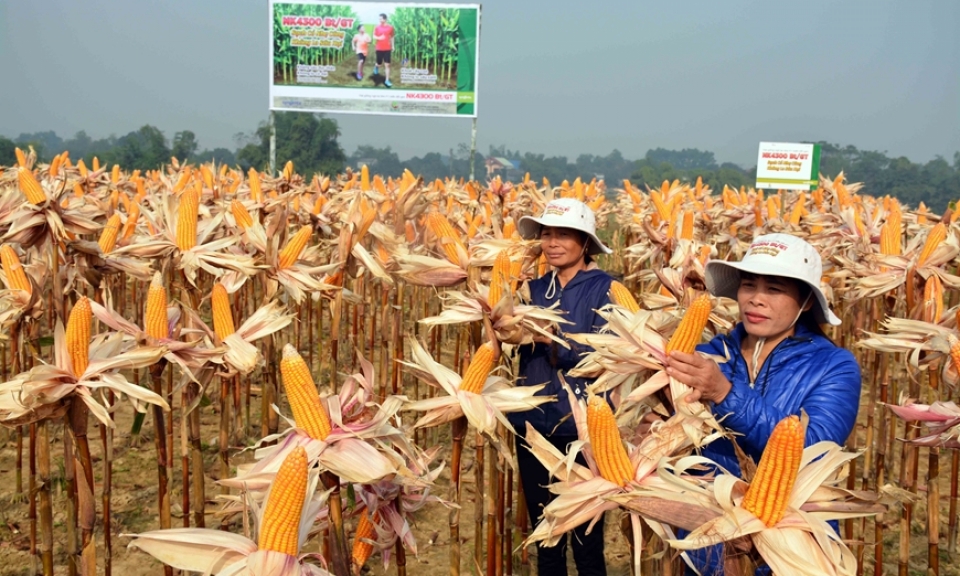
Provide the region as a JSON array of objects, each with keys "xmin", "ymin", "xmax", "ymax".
[
  {"xmin": 248, "ymin": 168, "xmax": 263, "ymax": 202},
  {"xmin": 501, "ymin": 216, "xmax": 516, "ymax": 239},
  {"xmin": 459, "ymin": 342, "xmax": 498, "ymax": 394},
  {"xmin": 144, "ymin": 273, "xmax": 169, "ymax": 340},
  {"xmin": 947, "ymin": 334, "xmax": 960, "ymax": 378},
  {"xmin": 92, "ymin": 156, "xmax": 101, "ymax": 172},
  {"xmin": 360, "ymin": 164, "xmax": 371, "ymax": 191},
  {"xmin": 175, "ymin": 185, "xmax": 199, "ymax": 252},
  {"xmin": 665, "ymin": 294, "xmax": 712, "ymax": 355},
  {"xmin": 351, "ymin": 510, "xmax": 379, "ymax": 569},
  {"xmin": 917, "ymin": 222, "xmax": 946, "ymax": 267},
  {"xmin": 280, "ymin": 344, "xmax": 332, "ymax": 440},
  {"xmin": 488, "ymin": 250, "xmax": 512, "ymax": 305},
  {"xmin": 258, "ymin": 445, "xmax": 308, "ymax": 556},
  {"xmin": 922, "ymin": 275, "xmax": 943, "ymax": 324},
  {"xmin": 66, "ymin": 297, "xmax": 92, "ymax": 377},
  {"xmin": 1, "ymin": 244, "xmax": 31, "ymax": 295},
  {"xmin": 15, "ymin": 147, "xmax": 27, "ymax": 167},
  {"xmin": 609, "ymin": 281, "xmax": 640, "ymax": 313},
  {"xmin": 211, "ymin": 283, "xmax": 236, "ymax": 340},
  {"xmin": 679, "ymin": 210, "xmax": 694, "ymax": 240},
  {"xmin": 231, "ymin": 199, "xmax": 254, "ymax": 231},
  {"xmin": 586, "ymin": 395, "xmax": 633, "ymax": 487},
  {"xmin": 121, "ymin": 202, "xmax": 141, "ymax": 242},
  {"xmin": 278, "ymin": 225, "xmax": 312, "ymax": 269},
  {"xmin": 879, "ymin": 220, "xmax": 901, "ymax": 256},
  {"xmin": 741, "ymin": 415, "xmax": 804, "ymax": 526},
  {"xmin": 426, "ymin": 212, "xmax": 466, "ymax": 267},
  {"xmin": 48, "ymin": 154, "xmax": 62, "ymax": 178},
  {"xmin": 97, "ymin": 213, "xmax": 122, "ymax": 254},
  {"xmin": 17, "ymin": 167, "xmax": 46, "ymax": 205}
]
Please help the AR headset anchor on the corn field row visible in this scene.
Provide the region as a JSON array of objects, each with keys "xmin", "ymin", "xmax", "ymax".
[{"xmin": 0, "ymin": 146, "xmax": 958, "ymax": 575}]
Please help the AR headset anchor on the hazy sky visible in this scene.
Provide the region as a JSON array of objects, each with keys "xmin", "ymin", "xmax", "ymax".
[{"xmin": 1, "ymin": 0, "xmax": 957, "ymax": 167}]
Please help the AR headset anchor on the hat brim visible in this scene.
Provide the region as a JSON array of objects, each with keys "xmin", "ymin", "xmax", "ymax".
[
  {"xmin": 705, "ymin": 260, "xmax": 841, "ymax": 326},
  {"xmin": 517, "ymin": 214, "xmax": 613, "ymax": 255}
]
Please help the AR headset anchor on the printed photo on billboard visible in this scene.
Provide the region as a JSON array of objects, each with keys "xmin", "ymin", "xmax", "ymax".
[{"xmin": 269, "ymin": 1, "xmax": 480, "ymax": 118}]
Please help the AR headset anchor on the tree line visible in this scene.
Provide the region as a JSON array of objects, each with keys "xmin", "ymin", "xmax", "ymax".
[{"xmin": 3, "ymin": 116, "xmax": 959, "ymax": 211}]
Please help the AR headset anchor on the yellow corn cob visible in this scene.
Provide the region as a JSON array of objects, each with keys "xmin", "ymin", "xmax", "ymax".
[
  {"xmin": 502, "ymin": 216, "xmax": 516, "ymax": 239},
  {"xmin": 766, "ymin": 197, "xmax": 778, "ymax": 221},
  {"xmin": 258, "ymin": 445, "xmax": 308, "ymax": 556},
  {"xmin": 48, "ymin": 154, "xmax": 62, "ymax": 178},
  {"xmin": 278, "ymin": 225, "xmax": 312, "ymax": 269},
  {"xmin": 665, "ymin": 293, "xmax": 712, "ymax": 355},
  {"xmin": 98, "ymin": 213, "xmax": 122, "ymax": 254},
  {"xmin": 121, "ymin": 202, "xmax": 140, "ymax": 241},
  {"xmin": 92, "ymin": 156, "xmax": 101, "ymax": 172},
  {"xmin": 917, "ymin": 202, "xmax": 929, "ymax": 225},
  {"xmin": 609, "ymin": 281, "xmax": 640, "ymax": 313},
  {"xmin": 280, "ymin": 344, "xmax": 332, "ymax": 440},
  {"xmin": 110, "ymin": 164, "xmax": 120, "ymax": 184},
  {"xmin": 426, "ymin": 212, "xmax": 466, "ymax": 267},
  {"xmin": 879, "ymin": 220, "xmax": 901, "ymax": 256},
  {"xmin": 351, "ymin": 510, "xmax": 379, "ymax": 569},
  {"xmin": 360, "ymin": 164, "xmax": 371, "ymax": 191},
  {"xmin": 1, "ymin": 244, "xmax": 31, "ymax": 295},
  {"xmin": 488, "ymin": 250, "xmax": 512, "ymax": 305},
  {"xmin": 459, "ymin": 342, "xmax": 498, "ymax": 394},
  {"xmin": 741, "ymin": 415, "xmax": 804, "ymax": 526},
  {"xmin": 248, "ymin": 168, "xmax": 263, "ymax": 202},
  {"xmin": 231, "ymin": 199, "xmax": 254, "ymax": 230},
  {"xmin": 18, "ymin": 167, "xmax": 46, "ymax": 205},
  {"xmin": 15, "ymin": 147, "xmax": 27, "ymax": 167},
  {"xmin": 679, "ymin": 210, "xmax": 694, "ymax": 240},
  {"xmin": 917, "ymin": 222, "xmax": 946, "ymax": 267},
  {"xmin": 144, "ymin": 273, "xmax": 169, "ymax": 340},
  {"xmin": 211, "ymin": 283, "xmax": 236, "ymax": 340},
  {"xmin": 586, "ymin": 395, "xmax": 633, "ymax": 487},
  {"xmin": 922, "ymin": 275, "xmax": 943, "ymax": 324},
  {"xmin": 650, "ymin": 190, "xmax": 670, "ymax": 221},
  {"xmin": 176, "ymin": 185, "xmax": 199, "ymax": 252},
  {"xmin": 947, "ymin": 334, "xmax": 960, "ymax": 379},
  {"xmin": 76, "ymin": 158, "xmax": 89, "ymax": 178},
  {"xmin": 66, "ymin": 297, "xmax": 92, "ymax": 378}
]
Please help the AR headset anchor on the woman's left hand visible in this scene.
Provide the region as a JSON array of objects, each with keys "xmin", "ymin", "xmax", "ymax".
[{"xmin": 664, "ymin": 351, "xmax": 731, "ymax": 404}]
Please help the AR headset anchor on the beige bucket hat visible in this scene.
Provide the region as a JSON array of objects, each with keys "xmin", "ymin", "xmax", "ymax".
[
  {"xmin": 705, "ymin": 233, "xmax": 841, "ymax": 326},
  {"xmin": 517, "ymin": 198, "xmax": 612, "ymax": 255}
]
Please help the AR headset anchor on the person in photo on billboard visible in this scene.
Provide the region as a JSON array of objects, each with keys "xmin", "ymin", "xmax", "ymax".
[
  {"xmin": 509, "ymin": 198, "xmax": 614, "ymax": 576},
  {"xmin": 373, "ymin": 13, "xmax": 395, "ymax": 88},
  {"xmin": 352, "ymin": 24, "xmax": 371, "ymax": 81}
]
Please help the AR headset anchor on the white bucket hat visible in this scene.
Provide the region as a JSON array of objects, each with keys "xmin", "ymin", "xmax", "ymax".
[
  {"xmin": 705, "ymin": 233, "xmax": 841, "ymax": 326},
  {"xmin": 517, "ymin": 198, "xmax": 612, "ymax": 255}
]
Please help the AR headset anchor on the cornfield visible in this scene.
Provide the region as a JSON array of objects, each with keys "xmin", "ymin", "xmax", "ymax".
[{"xmin": 1, "ymin": 149, "xmax": 959, "ymax": 576}]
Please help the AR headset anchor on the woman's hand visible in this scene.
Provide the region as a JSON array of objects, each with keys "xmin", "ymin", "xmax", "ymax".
[{"xmin": 664, "ymin": 351, "xmax": 732, "ymax": 404}]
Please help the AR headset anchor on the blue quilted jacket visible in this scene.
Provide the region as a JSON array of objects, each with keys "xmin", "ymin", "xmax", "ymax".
[
  {"xmin": 683, "ymin": 322, "xmax": 862, "ymax": 575},
  {"xmin": 507, "ymin": 268, "xmax": 613, "ymax": 438}
]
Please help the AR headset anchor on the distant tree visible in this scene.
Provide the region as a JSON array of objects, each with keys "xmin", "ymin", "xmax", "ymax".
[
  {"xmin": 238, "ymin": 112, "xmax": 345, "ymax": 178},
  {"xmin": 645, "ymin": 148, "xmax": 718, "ymax": 171},
  {"xmin": 194, "ymin": 147, "xmax": 237, "ymax": 166},
  {"xmin": 349, "ymin": 145, "xmax": 403, "ymax": 177},
  {"xmin": 171, "ymin": 130, "xmax": 199, "ymax": 162},
  {"xmin": 15, "ymin": 131, "xmax": 64, "ymax": 161},
  {"xmin": 106, "ymin": 125, "xmax": 171, "ymax": 170},
  {"xmin": 0, "ymin": 136, "xmax": 16, "ymax": 166},
  {"xmin": 404, "ymin": 152, "xmax": 450, "ymax": 181}
]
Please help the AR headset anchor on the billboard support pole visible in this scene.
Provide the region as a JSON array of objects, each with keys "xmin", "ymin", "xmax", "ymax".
[
  {"xmin": 269, "ymin": 110, "xmax": 277, "ymax": 175},
  {"xmin": 469, "ymin": 117, "xmax": 477, "ymax": 181}
]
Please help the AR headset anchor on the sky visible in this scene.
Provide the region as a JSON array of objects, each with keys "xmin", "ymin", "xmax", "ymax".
[{"xmin": 1, "ymin": 0, "xmax": 957, "ymax": 167}]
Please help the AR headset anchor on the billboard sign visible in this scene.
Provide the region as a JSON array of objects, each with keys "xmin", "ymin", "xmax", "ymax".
[
  {"xmin": 269, "ymin": 1, "xmax": 480, "ymax": 117},
  {"xmin": 755, "ymin": 142, "xmax": 822, "ymax": 190}
]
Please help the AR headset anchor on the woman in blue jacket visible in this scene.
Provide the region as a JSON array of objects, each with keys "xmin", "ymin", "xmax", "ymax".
[
  {"xmin": 510, "ymin": 197, "xmax": 614, "ymax": 576},
  {"xmin": 662, "ymin": 233, "xmax": 862, "ymax": 575}
]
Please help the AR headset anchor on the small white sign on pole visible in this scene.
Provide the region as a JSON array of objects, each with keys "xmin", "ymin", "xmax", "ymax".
[{"xmin": 755, "ymin": 142, "xmax": 822, "ymax": 190}]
